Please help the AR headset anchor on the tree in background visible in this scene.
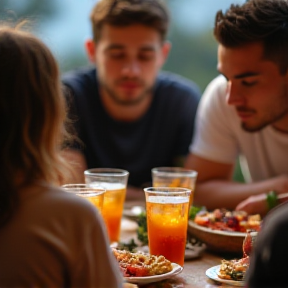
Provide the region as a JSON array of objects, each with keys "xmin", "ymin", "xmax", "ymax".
[{"xmin": 0, "ymin": 0, "xmax": 57, "ymax": 23}]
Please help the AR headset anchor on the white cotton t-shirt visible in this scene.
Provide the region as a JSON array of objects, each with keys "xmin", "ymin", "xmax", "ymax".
[{"xmin": 190, "ymin": 75, "xmax": 288, "ymax": 183}]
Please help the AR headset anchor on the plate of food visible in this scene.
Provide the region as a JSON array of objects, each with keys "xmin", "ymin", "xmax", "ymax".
[
  {"xmin": 206, "ymin": 264, "xmax": 245, "ymax": 287},
  {"xmin": 206, "ymin": 228, "xmax": 254, "ymax": 286},
  {"xmin": 112, "ymin": 248, "xmax": 183, "ymax": 284},
  {"xmin": 188, "ymin": 208, "xmax": 261, "ymax": 254},
  {"xmin": 124, "ymin": 263, "xmax": 182, "ymax": 284}
]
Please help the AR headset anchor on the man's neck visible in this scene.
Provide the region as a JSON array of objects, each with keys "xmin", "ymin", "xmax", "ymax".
[
  {"xmin": 99, "ymin": 89, "xmax": 153, "ymax": 122},
  {"xmin": 272, "ymin": 114, "xmax": 288, "ymax": 134}
]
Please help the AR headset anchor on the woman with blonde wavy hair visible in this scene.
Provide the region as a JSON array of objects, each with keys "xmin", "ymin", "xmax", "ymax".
[{"xmin": 0, "ymin": 25, "xmax": 122, "ymax": 288}]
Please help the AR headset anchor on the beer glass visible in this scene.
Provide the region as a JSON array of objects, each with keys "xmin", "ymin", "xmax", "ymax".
[
  {"xmin": 84, "ymin": 168, "xmax": 129, "ymax": 243},
  {"xmin": 62, "ymin": 184, "xmax": 105, "ymax": 213},
  {"xmin": 152, "ymin": 167, "xmax": 197, "ymax": 207},
  {"xmin": 144, "ymin": 187, "xmax": 191, "ymax": 266}
]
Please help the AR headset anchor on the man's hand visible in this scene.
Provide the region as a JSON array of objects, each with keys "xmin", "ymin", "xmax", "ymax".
[
  {"xmin": 236, "ymin": 191, "xmax": 288, "ymax": 217},
  {"xmin": 235, "ymin": 193, "xmax": 269, "ymax": 217}
]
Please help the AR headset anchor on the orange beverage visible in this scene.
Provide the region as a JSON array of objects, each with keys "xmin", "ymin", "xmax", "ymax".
[
  {"xmin": 152, "ymin": 167, "xmax": 197, "ymax": 208},
  {"xmin": 100, "ymin": 183, "xmax": 126, "ymax": 242},
  {"xmin": 62, "ymin": 184, "xmax": 105, "ymax": 213},
  {"xmin": 82, "ymin": 192, "xmax": 104, "ymax": 212},
  {"xmin": 144, "ymin": 187, "xmax": 191, "ymax": 266},
  {"xmin": 84, "ymin": 168, "xmax": 129, "ymax": 243}
]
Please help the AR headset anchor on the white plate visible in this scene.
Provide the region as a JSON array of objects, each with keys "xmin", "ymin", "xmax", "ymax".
[
  {"xmin": 124, "ymin": 263, "xmax": 183, "ymax": 284},
  {"xmin": 206, "ymin": 265, "xmax": 245, "ymax": 287},
  {"xmin": 123, "ymin": 206, "xmax": 145, "ymax": 221},
  {"xmin": 120, "ymin": 218, "xmax": 138, "ymax": 232}
]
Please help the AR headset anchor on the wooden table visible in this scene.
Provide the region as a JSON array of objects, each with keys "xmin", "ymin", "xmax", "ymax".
[{"xmin": 120, "ymin": 219, "xmax": 238, "ymax": 288}]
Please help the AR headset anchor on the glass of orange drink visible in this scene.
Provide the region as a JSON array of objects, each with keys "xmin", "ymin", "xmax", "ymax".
[
  {"xmin": 62, "ymin": 184, "xmax": 105, "ymax": 213},
  {"xmin": 152, "ymin": 167, "xmax": 197, "ymax": 208},
  {"xmin": 144, "ymin": 187, "xmax": 191, "ymax": 267},
  {"xmin": 84, "ymin": 168, "xmax": 129, "ymax": 243}
]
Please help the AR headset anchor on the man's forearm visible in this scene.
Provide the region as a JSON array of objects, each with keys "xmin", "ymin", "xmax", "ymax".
[{"xmin": 194, "ymin": 176, "xmax": 288, "ymax": 210}]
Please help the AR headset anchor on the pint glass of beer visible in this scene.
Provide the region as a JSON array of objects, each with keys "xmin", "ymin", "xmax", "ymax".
[
  {"xmin": 152, "ymin": 167, "xmax": 197, "ymax": 208},
  {"xmin": 62, "ymin": 183, "xmax": 105, "ymax": 213},
  {"xmin": 84, "ymin": 168, "xmax": 129, "ymax": 243},
  {"xmin": 144, "ymin": 187, "xmax": 191, "ymax": 266}
]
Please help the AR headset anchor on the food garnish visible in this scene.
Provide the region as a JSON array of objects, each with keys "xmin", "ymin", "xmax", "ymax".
[
  {"xmin": 117, "ymin": 239, "xmax": 138, "ymax": 252},
  {"xmin": 188, "ymin": 205, "xmax": 204, "ymax": 220},
  {"xmin": 137, "ymin": 211, "xmax": 148, "ymax": 245}
]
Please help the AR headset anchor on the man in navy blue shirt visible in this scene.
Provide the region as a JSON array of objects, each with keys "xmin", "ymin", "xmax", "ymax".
[{"xmin": 62, "ymin": 0, "xmax": 200, "ymax": 200}]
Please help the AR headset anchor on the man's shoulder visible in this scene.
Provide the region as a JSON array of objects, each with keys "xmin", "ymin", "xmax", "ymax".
[
  {"xmin": 199, "ymin": 75, "xmax": 228, "ymax": 111},
  {"xmin": 203, "ymin": 75, "xmax": 227, "ymax": 99},
  {"xmin": 62, "ymin": 66, "xmax": 97, "ymax": 88},
  {"xmin": 156, "ymin": 71, "xmax": 201, "ymax": 97},
  {"xmin": 62, "ymin": 66, "xmax": 98, "ymax": 100}
]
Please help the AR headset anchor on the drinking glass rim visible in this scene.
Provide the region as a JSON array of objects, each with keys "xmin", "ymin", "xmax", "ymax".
[
  {"xmin": 84, "ymin": 168, "xmax": 129, "ymax": 177},
  {"xmin": 62, "ymin": 184, "xmax": 106, "ymax": 195},
  {"xmin": 144, "ymin": 187, "xmax": 191, "ymax": 195},
  {"xmin": 151, "ymin": 167, "xmax": 198, "ymax": 178}
]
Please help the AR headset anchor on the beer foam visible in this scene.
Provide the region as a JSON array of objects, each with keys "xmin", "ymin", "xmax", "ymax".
[
  {"xmin": 77, "ymin": 192, "xmax": 102, "ymax": 197},
  {"xmin": 89, "ymin": 182, "xmax": 125, "ymax": 190},
  {"xmin": 148, "ymin": 196, "xmax": 189, "ymax": 204}
]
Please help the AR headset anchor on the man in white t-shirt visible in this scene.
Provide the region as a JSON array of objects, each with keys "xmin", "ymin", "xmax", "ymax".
[{"xmin": 185, "ymin": 0, "xmax": 288, "ymax": 215}]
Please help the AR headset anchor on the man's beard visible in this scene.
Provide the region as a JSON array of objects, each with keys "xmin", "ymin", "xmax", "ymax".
[
  {"xmin": 240, "ymin": 106, "xmax": 288, "ymax": 132},
  {"xmin": 241, "ymin": 121, "xmax": 269, "ymax": 132},
  {"xmin": 100, "ymin": 79, "xmax": 154, "ymax": 106}
]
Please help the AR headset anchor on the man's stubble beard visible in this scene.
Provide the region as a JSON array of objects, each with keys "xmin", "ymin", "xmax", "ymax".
[
  {"xmin": 241, "ymin": 107, "xmax": 288, "ymax": 132},
  {"xmin": 240, "ymin": 87, "xmax": 288, "ymax": 133},
  {"xmin": 100, "ymin": 79, "xmax": 154, "ymax": 106}
]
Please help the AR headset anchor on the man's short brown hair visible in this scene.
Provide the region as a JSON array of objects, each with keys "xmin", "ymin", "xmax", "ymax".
[
  {"xmin": 90, "ymin": 0, "xmax": 170, "ymax": 42},
  {"xmin": 214, "ymin": 0, "xmax": 288, "ymax": 74}
]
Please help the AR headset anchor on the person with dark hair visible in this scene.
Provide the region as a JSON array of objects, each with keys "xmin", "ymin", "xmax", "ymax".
[
  {"xmin": 0, "ymin": 25, "xmax": 122, "ymax": 287},
  {"xmin": 245, "ymin": 201, "xmax": 288, "ymax": 288},
  {"xmin": 62, "ymin": 0, "xmax": 201, "ymax": 200},
  {"xmin": 185, "ymin": 0, "xmax": 288, "ymax": 215}
]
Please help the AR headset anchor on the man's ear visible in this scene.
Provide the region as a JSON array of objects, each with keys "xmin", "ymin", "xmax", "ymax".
[
  {"xmin": 84, "ymin": 39, "xmax": 96, "ymax": 63},
  {"xmin": 160, "ymin": 41, "xmax": 171, "ymax": 66},
  {"xmin": 161, "ymin": 41, "xmax": 171, "ymax": 65}
]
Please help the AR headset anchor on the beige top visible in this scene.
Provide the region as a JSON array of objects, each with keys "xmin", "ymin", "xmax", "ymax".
[{"xmin": 0, "ymin": 183, "xmax": 123, "ymax": 288}]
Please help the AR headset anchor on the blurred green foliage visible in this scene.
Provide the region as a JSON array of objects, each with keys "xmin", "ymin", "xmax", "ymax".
[
  {"xmin": 0, "ymin": 0, "xmax": 58, "ymax": 23},
  {"xmin": 233, "ymin": 159, "xmax": 245, "ymax": 183},
  {"xmin": 164, "ymin": 27, "xmax": 219, "ymax": 93},
  {"xmin": 188, "ymin": 205, "xmax": 204, "ymax": 220},
  {"xmin": 137, "ymin": 212, "xmax": 148, "ymax": 245},
  {"xmin": 0, "ymin": 0, "xmax": 219, "ymax": 93}
]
